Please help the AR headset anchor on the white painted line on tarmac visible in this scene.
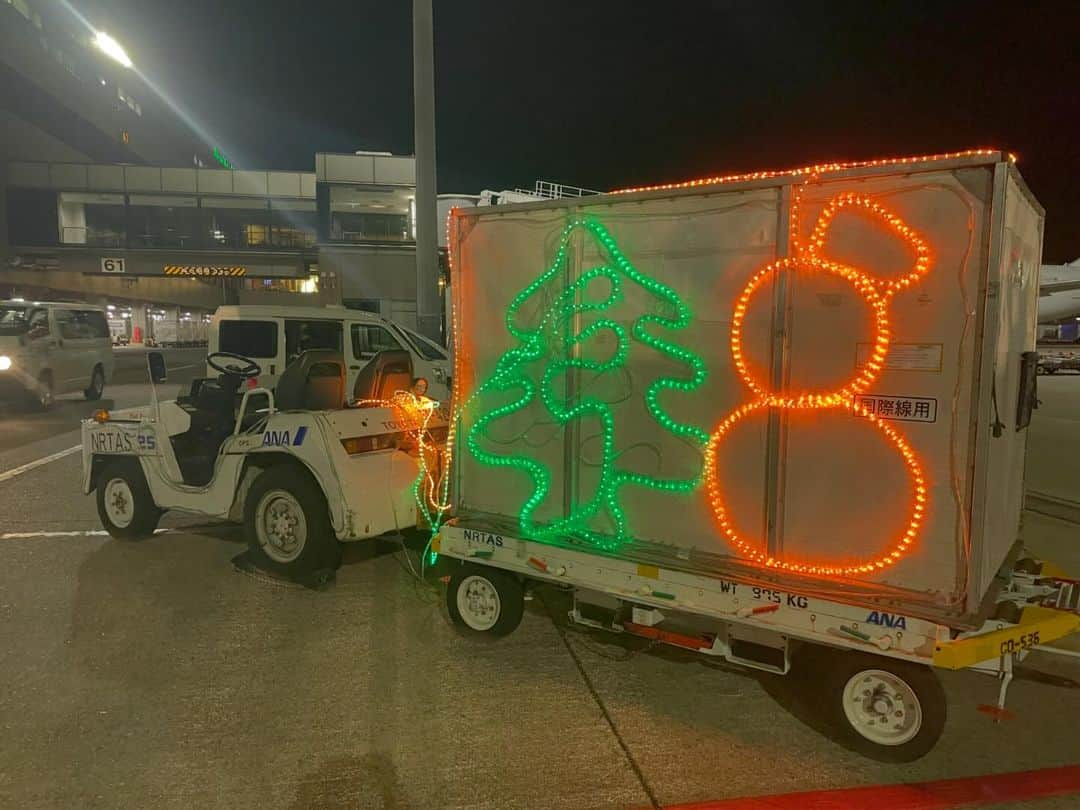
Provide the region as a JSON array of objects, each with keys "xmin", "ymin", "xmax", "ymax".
[
  {"xmin": 1, "ymin": 526, "xmax": 235, "ymax": 541},
  {"xmin": 2, "ymin": 530, "xmax": 110, "ymax": 539},
  {"xmin": 1, "ymin": 528, "xmax": 169, "ymax": 540},
  {"xmin": 0, "ymin": 445, "xmax": 81, "ymax": 484}
]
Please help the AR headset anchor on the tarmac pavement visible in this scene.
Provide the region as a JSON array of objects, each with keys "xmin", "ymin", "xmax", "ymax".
[{"xmin": 0, "ymin": 365, "xmax": 1078, "ymax": 808}]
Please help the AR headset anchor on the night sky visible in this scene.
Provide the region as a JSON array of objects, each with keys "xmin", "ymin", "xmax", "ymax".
[{"xmin": 89, "ymin": 0, "xmax": 1079, "ymax": 260}]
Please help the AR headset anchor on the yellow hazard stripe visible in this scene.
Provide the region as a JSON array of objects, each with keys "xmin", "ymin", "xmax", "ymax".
[
  {"xmin": 933, "ymin": 606, "xmax": 1080, "ymax": 669},
  {"xmin": 162, "ymin": 266, "xmax": 246, "ymax": 277}
]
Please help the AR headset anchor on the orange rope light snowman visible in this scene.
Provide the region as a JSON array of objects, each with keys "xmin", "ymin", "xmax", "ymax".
[{"xmin": 703, "ymin": 186, "xmax": 932, "ymax": 577}]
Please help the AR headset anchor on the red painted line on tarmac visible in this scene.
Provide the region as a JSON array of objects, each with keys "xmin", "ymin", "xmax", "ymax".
[{"xmin": 662, "ymin": 764, "xmax": 1080, "ymax": 810}]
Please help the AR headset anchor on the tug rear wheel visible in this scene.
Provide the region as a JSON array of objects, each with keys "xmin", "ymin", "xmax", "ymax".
[{"xmin": 95, "ymin": 459, "xmax": 162, "ymax": 540}]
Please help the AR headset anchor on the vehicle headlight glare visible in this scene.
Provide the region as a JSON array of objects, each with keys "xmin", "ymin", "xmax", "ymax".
[{"xmin": 0, "ymin": 355, "xmax": 12, "ymax": 371}]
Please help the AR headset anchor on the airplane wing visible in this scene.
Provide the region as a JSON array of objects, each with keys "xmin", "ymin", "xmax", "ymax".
[{"xmin": 1040, "ymin": 279, "xmax": 1080, "ymax": 295}]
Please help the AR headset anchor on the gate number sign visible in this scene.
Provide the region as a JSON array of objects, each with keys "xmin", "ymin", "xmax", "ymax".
[{"xmin": 101, "ymin": 257, "xmax": 126, "ymax": 273}]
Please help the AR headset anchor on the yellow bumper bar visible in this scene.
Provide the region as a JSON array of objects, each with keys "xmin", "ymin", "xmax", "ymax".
[{"xmin": 933, "ymin": 605, "xmax": 1080, "ymax": 670}]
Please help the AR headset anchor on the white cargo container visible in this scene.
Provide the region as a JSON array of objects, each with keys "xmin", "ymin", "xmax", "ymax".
[{"xmin": 434, "ymin": 151, "xmax": 1080, "ymax": 760}]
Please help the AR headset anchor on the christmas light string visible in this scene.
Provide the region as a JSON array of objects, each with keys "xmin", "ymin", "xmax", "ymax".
[
  {"xmin": 355, "ymin": 391, "xmax": 449, "ymax": 531},
  {"xmin": 703, "ymin": 179, "xmax": 934, "ymax": 576},
  {"xmin": 462, "ymin": 217, "xmax": 708, "ymax": 550},
  {"xmin": 443, "ymin": 151, "xmax": 1006, "ymax": 578},
  {"xmin": 612, "ymin": 148, "xmax": 1010, "ymax": 196}
]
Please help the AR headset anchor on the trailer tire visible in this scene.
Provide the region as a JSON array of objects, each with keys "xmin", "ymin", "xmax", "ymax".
[
  {"xmin": 244, "ymin": 464, "xmax": 340, "ymax": 579},
  {"xmin": 446, "ymin": 563, "xmax": 524, "ymax": 638},
  {"xmin": 821, "ymin": 650, "xmax": 946, "ymax": 762},
  {"xmin": 95, "ymin": 459, "xmax": 162, "ymax": 540}
]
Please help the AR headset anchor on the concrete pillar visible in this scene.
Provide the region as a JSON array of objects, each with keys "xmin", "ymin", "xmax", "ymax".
[
  {"xmin": 131, "ymin": 304, "xmax": 148, "ymax": 346},
  {"xmin": 412, "ymin": 0, "xmax": 441, "ymax": 342},
  {"xmin": 223, "ymin": 278, "xmax": 240, "ymax": 305}
]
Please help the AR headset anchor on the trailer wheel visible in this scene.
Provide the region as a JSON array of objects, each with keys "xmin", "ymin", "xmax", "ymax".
[
  {"xmin": 244, "ymin": 464, "xmax": 340, "ymax": 578},
  {"xmin": 446, "ymin": 564, "xmax": 524, "ymax": 638},
  {"xmin": 823, "ymin": 650, "xmax": 946, "ymax": 762},
  {"xmin": 95, "ymin": 459, "xmax": 162, "ymax": 540}
]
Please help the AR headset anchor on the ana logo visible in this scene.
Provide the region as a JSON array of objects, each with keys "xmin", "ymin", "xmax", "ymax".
[
  {"xmin": 866, "ymin": 611, "xmax": 907, "ymax": 630},
  {"xmin": 262, "ymin": 426, "xmax": 308, "ymax": 447},
  {"xmin": 462, "ymin": 529, "xmax": 504, "ymax": 548}
]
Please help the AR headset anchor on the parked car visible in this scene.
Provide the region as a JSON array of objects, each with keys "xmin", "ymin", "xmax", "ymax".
[
  {"xmin": 207, "ymin": 305, "xmax": 453, "ymax": 401},
  {"xmin": 0, "ymin": 300, "xmax": 115, "ymax": 408}
]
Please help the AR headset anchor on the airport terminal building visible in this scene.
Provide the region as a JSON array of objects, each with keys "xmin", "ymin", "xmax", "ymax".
[{"xmin": 1, "ymin": 0, "xmax": 429, "ymax": 343}]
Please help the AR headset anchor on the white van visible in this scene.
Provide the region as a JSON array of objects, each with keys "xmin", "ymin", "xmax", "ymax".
[
  {"xmin": 207, "ymin": 305, "xmax": 453, "ymax": 401},
  {"xmin": 0, "ymin": 300, "xmax": 115, "ymax": 409}
]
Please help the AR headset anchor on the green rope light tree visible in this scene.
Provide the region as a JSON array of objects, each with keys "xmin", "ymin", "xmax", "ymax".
[{"xmin": 465, "ymin": 217, "xmax": 708, "ymax": 550}]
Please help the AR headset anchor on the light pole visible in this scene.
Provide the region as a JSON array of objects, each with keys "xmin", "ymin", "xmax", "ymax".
[{"xmin": 413, "ymin": 0, "xmax": 441, "ymax": 342}]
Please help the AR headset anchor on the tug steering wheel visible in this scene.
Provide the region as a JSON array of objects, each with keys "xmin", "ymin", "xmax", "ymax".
[{"xmin": 206, "ymin": 352, "xmax": 262, "ymax": 379}]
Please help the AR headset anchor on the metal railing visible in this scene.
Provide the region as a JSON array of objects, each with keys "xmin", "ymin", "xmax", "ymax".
[{"xmin": 514, "ymin": 180, "xmax": 602, "ymax": 199}]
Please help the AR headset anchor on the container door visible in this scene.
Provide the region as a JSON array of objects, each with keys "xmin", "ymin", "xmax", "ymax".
[{"xmin": 968, "ymin": 169, "xmax": 1045, "ymax": 603}]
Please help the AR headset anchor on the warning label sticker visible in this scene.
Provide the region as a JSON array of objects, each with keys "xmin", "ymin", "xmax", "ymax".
[
  {"xmin": 854, "ymin": 395, "xmax": 938, "ymax": 423},
  {"xmin": 856, "ymin": 342, "xmax": 943, "ymax": 372}
]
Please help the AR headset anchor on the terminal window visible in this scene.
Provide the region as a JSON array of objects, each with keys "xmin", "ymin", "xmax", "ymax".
[
  {"xmin": 328, "ymin": 186, "xmax": 412, "ymax": 243},
  {"xmin": 203, "ymin": 198, "xmax": 269, "ymax": 250}
]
